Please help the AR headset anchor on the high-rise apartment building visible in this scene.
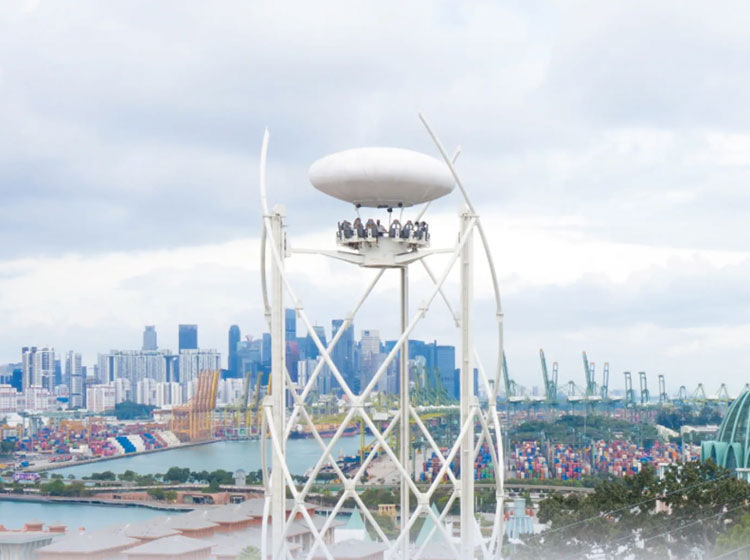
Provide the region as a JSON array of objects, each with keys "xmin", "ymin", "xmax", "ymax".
[
  {"xmin": 113, "ymin": 378, "xmax": 131, "ymax": 404},
  {"xmin": 21, "ymin": 347, "xmax": 55, "ymax": 392},
  {"xmin": 0, "ymin": 385, "xmax": 22, "ymax": 413},
  {"xmin": 178, "ymin": 324, "xmax": 198, "ymax": 352},
  {"xmin": 24, "ymin": 385, "xmax": 56, "ymax": 412},
  {"xmin": 216, "ymin": 378, "xmax": 244, "ymax": 406},
  {"xmin": 66, "ymin": 351, "xmax": 83, "ymax": 409},
  {"xmin": 97, "ymin": 350, "xmax": 171, "ymax": 386},
  {"xmin": 155, "ymin": 382, "xmax": 182, "ymax": 407},
  {"xmin": 143, "ymin": 325, "xmax": 158, "ymax": 351},
  {"xmin": 87, "ymin": 384, "xmax": 115, "ymax": 413},
  {"xmin": 228, "ymin": 325, "xmax": 241, "ymax": 377},
  {"xmin": 136, "ymin": 378, "xmax": 158, "ymax": 406},
  {"xmin": 178, "ymin": 349, "xmax": 221, "ymax": 386}
]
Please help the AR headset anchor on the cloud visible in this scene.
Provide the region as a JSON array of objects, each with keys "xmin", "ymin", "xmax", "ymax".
[{"xmin": 2, "ymin": 1, "xmax": 750, "ymax": 395}]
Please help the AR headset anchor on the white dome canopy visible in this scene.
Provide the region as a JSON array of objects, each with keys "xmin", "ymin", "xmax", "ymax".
[{"xmin": 309, "ymin": 147, "xmax": 455, "ymax": 208}]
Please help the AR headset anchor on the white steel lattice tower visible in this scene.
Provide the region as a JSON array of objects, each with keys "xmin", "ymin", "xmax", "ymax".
[{"xmin": 258, "ymin": 116, "xmax": 505, "ymax": 560}]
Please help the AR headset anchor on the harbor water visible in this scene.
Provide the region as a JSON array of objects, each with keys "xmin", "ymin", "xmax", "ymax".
[
  {"xmin": 0, "ymin": 437, "xmax": 363, "ymax": 530},
  {"xmin": 49, "ymin": 436, "xmax": 363, "ymax": 478}
]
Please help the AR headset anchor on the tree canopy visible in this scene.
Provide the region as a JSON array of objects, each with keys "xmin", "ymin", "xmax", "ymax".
[{"xmin": 518, "ymin": 461, "xmax": 750, "ymax": 559}]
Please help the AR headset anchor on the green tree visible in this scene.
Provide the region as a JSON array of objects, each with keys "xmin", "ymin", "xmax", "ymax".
[
  {"xmin": 89, "ymin": 471, "xmax": 116, "ymax": 481},
  {"xmin": 715, "ymin": 513, "xmax": 750, "ymax": 559},
  {"xmin": 164, "ymin": 467, "xmax": 191, "ymax": 484},
  {"xmin": 118, "ymin": 470, "xmax": 137, "ymax": 482},
  {"xmin": 105, "ymin": 401, "xmax": 155, "ymax": 420},
  {"xmin": 523, "ymin": 461, "xmax": 750, "ymax": 560},
  {"xmin": 148, "ymin": 487, "xmax": 166, "ymax": 501}
]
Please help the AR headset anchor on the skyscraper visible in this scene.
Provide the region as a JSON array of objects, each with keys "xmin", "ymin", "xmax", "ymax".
[
  {"xmin": 21, "ymin": 347, "xmax": 55, "ymax": 392},
  {"xmin": 304, "ymin": 325, "xmax": 327, "ymax": 360},
  {"xmin": 178, "ymin": 324, "xmax": 198, "ymax": 352},
  {"xmin": 228, "ymin": 325, "xmax": 241, "ymax": 377},
  {"xmin": 96, "ymin": 350, "xmax": 171, "ymax": 387},
  {"xmin": 435, "ymin": 344, "xmax": 457, "ymax": 400},
  {"xmin": 178, "ymin": 349, "xmax": 221, "ymax": 386},
  {"xmin": 261, "ymin": 333, "xmax": 272, "ymax": 368},
  {"xmin": 285, "ymin": 309, "xmax": 296, "ymax": 343},
  {"xmin": 143, "ymin": 325, "xmax": 158, "ymax": 351},
  {"xmin": 331, "ymin": 319, "xmax": 355, "ymax": 391},
  {"xmin": 66, "ymin": 351, "xmax": 83, "ymax": 408}
]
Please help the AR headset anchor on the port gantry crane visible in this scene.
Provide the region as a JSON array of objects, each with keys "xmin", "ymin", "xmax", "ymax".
[
  {"xmin": 581, "ymin": 351, "xmax": 602, "ymax": 408},
  {"xmin": 599, "ymin": 362, "xmax": 622, "ymax": 409},
  {"xmin": 623, "ymin": 371, "xmax": 636, "ymax": 408},
  {"xmin": 639, "ymin": 372, "xmax": 650, "ymax": 406},
  {"xmin": 539, "ymin": 349, "xmax": 559, "ymax": 406},
  {"xmin": 658, "ymin": 374, "xmax": 669, "ymax": 405}
]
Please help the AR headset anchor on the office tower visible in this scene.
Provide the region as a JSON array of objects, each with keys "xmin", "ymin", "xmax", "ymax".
[
  {"xmin": 302, "ymin": 325, "xmax": 327, "ymax": 360},
  {"xmin": 261, "ymin": 333, "xmax": 272, "ymax": 368},
  {"xmin": 285, "ymin": 308, "xmax": 297, "ymax": 343},
  {"xmin": 228, "ymin": 325, "xmax": 241, "ymax": 377},
  {"xmin": 66, "ymin": 351, "xmax": 83, "ymax": 409},
  {"xmin": 235, "ymin": 338, "xmax": 262, "ymax": 379},
  {"xmin": 143, "ymin": 325, "xmax": 158, "ymax": 351},
  {"xmin": 360, "ymin": 330, "xmax": 381, "ymax": 356},
  {"xmin": 10, "ymin": 369, "xmax": 22, "ymax": 393},
  {"xmin": 21, "ymin": 347, "xmax": 55, "ymax": 392},
  {"xmin": 286, "ymin": 340, "xmax": 300, "ymax": 383},
  {"xmin": 435, "ymin": 345, "xmax": 457, "ymax": 400},
  {"xmin": 331, "ymin": 319, "xmax": 355, "ymax": 391},
  {"xmin": 359, "ymin": 330, "xmax": 384, "ymax": 392},
  {"xmin": 54, "ymin": 359, "xmax": 62, "ymax": 387},
  {"xmin": 178, "ymin": 324, "xmax": 198, "ymax": 352}
]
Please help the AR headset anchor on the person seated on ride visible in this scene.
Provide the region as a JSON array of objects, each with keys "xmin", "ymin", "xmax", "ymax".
[
  {"xmin": 365, "ymin": 218, "xmax": 377, "ymax": 238},
  {"xmin": 341, "ymin": 220, "xmax": 354, "ymax": 239},
  {"xmin": 376, "ymin": 219, "xmax": 387, "ymax": 237},
  {"xmin": 401, "ymin": 220, "xmax": 414, "ymax": 239},
  {"xmin": 353, "ymin": 217, "xmax": 365, "ymax": 238},
  {"xmin": 389, "ymin": 219, "xmax": 401, "ymax": 238}
]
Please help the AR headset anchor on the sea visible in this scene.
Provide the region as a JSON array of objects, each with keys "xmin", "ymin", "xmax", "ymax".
[{"xmin": 0, "ymin": 436, "xmax": 362, "ymax": 530}]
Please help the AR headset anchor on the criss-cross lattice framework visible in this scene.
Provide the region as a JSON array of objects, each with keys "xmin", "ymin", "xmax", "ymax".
[{"xmin": 258, "ymin": 116, "xmax": 506, "ymax": 560}]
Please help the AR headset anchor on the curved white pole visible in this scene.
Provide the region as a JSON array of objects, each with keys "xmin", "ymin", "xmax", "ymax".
[
  {"xmin": 260, "ymin": 225, "xmax": 271, "ymax": 327},
  {"xmin": 418, "ymin": 113, "xmax": 505, "ymax": 401},
  {"xmin": 259, "ymin": 128, "xmax": 271, "ymax": 216},
  {"xmin": 419, "ymin": 114, "xmax": 506, "ymax": 556}
]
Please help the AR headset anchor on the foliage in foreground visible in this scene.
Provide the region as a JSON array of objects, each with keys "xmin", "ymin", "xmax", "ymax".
[{"xmin": 515, "ymin": 460, "xmax": 750, "ymax": 560}]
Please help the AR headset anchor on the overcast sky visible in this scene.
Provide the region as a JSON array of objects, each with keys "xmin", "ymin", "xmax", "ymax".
[{"xmin": 2, "ymin": 1, "xmax": 750, "ymax": 395}]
